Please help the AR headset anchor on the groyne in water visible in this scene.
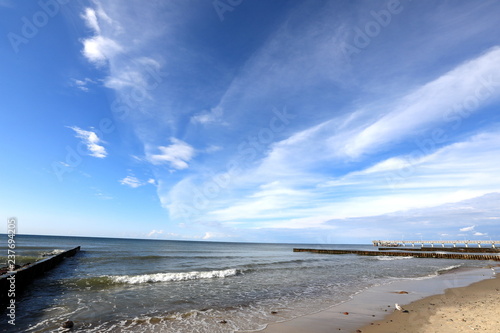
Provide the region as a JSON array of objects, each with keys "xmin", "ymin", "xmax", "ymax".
[
  {"xmin": 372, "ymin": 240, "xmax": 500, "ymax": 247},
  {"xmin": 293, "ymin": 248, "xmax": 500, "ymax": 261},
  {"xmin": 379, "ymin": 247, "xmax": 500, "ymax": 253},
  {"xmin": 1, "ymin": 246, "xmax": 80, "ymax": 304}
]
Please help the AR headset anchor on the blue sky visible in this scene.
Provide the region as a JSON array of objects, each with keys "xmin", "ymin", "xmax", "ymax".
[{"xmin": 1, "ymin": 0, "xmax": 500, "ymax": 243}]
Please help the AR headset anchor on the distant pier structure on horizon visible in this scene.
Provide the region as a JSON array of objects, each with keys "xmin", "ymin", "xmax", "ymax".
[{"xmin": 373, "ymin": 240, "xmax": 500, "ymax": 248}]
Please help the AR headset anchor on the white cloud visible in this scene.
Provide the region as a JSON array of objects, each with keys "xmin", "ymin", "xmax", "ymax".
[
  {"xmin": 148, "ymin": 138, "xmax": 195, "ymax": 170},
  {"xmin": 344, "ymin": 47, "xmax": 500, "ymax": 158},
  {"xmin": 94, "ymin": 189, "xmax": 113, "ymax": 200},
  {"xmin": 205, "ymin": 145, "xmax": 222, "ymax": 153},
  {"xmin": 249, "ymin": 48, "xmax": 500, "ymax": 184},
  {"xmin": 473, "ymin": 232, "xmax": 487, "ymax": 236},
  {"xmin": 78, "ymin": 2, "xmax": 170, "ymax": 128},
  {"xmin": 208, "ymin": 182, "xmax": 317, "ymax": 224},
  {"xmin": 80, "ymin": 6, "xmax": 123, "ymax": 65},
  {"xmin": 201, "ymin": 232, "xmax": 233, "ymax": 240},
  {"xmin": 119, "ymin": 175, "xmax": 156, "ymax": 188},
  {"xmin": 146, "ymin": 230, "xmax": 199, "ymax": 239},
  {"xmin": 191, "ymin": 107, "xmax": 224, "ymax": 125},
  {"xmin": 103, "ymin": 57, "xmax": 161, "ymax": 92},
  {"xmin": 360, "ymin": 157, "xmax": 414, "ymax": 175},
  {"xmin": 57, "ymin": 161, "xmax": 70, "ymax": 168},
  {"xmin": 339, "ymin": 131, "xmax": 500, "ymax": 193},
  {"xmin": 315, "ymin": 193, "xmax": 500, "ymax": 241},
  {"xmin": 251, "ymin": 216, "xmax": 338, "ymax": 230},
  {"xmin": 119, "ymin": 175, "xmax": 143, "ymax": 188},
  {"xmin": 75, "ymin": 2, "xmax": 500, "ymax": 242},
  {"xmin": 72, "ymin": 77, "xmax": 96, "ymax": 92},
  {"xmin": 69, "ymin": 126, "xmax": 107, "ymax": 158},
  {"xmin": 81, "ymin": 8, "xmax": 100, "ymax": 33},
  {"xmin": 147, "ymin": 229, "xmax": 164, "ymax": 237},
  {"xmin": 78, "ymin": 2, "xmax": 167, "ymax": 133},
  {"xmin": 200, "ymin": 130, "xmax": 500, "ymax": 229},
  {"xmin": 82, "ymin": 35, "xmax": 122, "ymax": 64}
]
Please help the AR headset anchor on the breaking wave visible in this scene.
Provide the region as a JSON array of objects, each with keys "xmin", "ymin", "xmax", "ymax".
[
  {"xmin": 73, "ymin": 269, "xmax": 241, "ymax": 287},
  {"xmin": 375, "ymin": 256, "xmax": 414, "ymax": 261},
  {"xmin": 41, "ymin": 249, "xmax": 65, "ymax": 257},
  {"xmin": 437, "ymin": 264, "xmax": 463, "ymax": 274},
  {"xmin": 112, "ymin": 269, "xmax": 241, "ymax": 284}
]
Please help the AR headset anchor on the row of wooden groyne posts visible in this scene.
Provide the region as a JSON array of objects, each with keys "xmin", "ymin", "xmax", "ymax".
[
  {"xmin": 373, "ymin": 240, "xmax": 500, "ymax": 248},
  {"xmin": 379, "ymin": 246, "xmax": 500, "ymax": 253},
  {"xmin": 293, "ymin": 248, "xmax": 500, "ymax": 261},
  {"xmin": 1, "ymin": 246, "xmax": 80, "ymax": 304}
]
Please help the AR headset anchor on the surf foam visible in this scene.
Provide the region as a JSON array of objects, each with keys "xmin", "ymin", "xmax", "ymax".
[
  {"xmin": 109, "ymin": 268, "xmax": 240, "ymax": 284},
  {"xmin": 375, "ymin": 256, "xmax": 414, "ymax": 260}
]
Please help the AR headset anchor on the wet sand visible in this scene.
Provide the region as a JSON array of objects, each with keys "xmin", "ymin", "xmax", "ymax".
[
  {"xmin": 360, "ymin": 272, "xmax": 500, "ymax": 333},
  {"xmin": 255, "ymin": 268, "xmax": 497, "ymax": 333}
]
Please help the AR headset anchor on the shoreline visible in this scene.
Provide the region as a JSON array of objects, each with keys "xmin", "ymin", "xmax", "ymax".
[
  {"xmin": 254, "ymin": 266, "xmax": 497, "ymax": 333},
  {"xmin": 359, "ymin": 268, "xmax": 500, "ymax": 332}
]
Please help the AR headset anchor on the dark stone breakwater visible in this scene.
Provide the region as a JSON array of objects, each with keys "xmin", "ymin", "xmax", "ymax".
[
  {"xmin": 293, "ymin": 248, "xmax": 500, "ymax": 261},
  {"xmin": 1, "ymin": 246, "xmax": 80, "ymax": 305}
]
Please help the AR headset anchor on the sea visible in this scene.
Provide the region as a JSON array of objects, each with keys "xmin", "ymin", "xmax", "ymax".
[{"xmin": 0, "ymin": 235, "xmax": 496, "ymax": 332}]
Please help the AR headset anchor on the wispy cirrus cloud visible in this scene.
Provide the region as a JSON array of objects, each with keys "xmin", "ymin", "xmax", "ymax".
[
  {"xmin": 79, "ymin": 2, "xmax": 168, "ymax": 124},
  {"xmin": 68, "ymin": 126, "xmax": 107, "ymax": 158},
  {"xmin": 119, "ymin": 173, "xmax": 156, "ymax": 188},
  {"xmin": 74, "ymin": 1, "xmax": 500, "ymax": 242},
  {"xmin": 94, "ymin": 188, "xmax": 113, "ymax": 200},
  {"xmin": 197, "ymin": 129, "xmax": 500, "ymax": 231},
  {"xmin": 159, "ymin": 46, "xmax": 500, "ymax": 233},
  {"xmin": 191, "ymin": 107, "xmax": 225, "ymax": 125},
  {"xmin": 71, "ymin": 77, "xmax": 97, "ymax": 92},
  {"xmin": 254, "ymin": 47, "xmax": 500, "ymax": 180},
  {"xmin": 182, "ymin": 47, "xmax": 500, "ymax": 229},
  {"xmin": 119, "ymin": 175, "xmax": 143, "ymax": 188},
  {"xmin": 343, "ymin": 47, "xmax": 500, "ymax": 158}
]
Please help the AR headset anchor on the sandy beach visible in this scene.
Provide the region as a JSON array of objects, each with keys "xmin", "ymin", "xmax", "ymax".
[
  {"xmin": 257, "ymin": 268, "xmax": 498, "ymax": 333},
  {"xmin": 360, "ymin": 272, "xmax": 500, "ymax": 333}
]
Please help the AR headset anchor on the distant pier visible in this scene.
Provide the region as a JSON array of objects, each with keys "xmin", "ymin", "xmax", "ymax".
[
  {"xmin": 293, "ymin": 248, "xmax": 500, "ymax": 261},
  {"xmin": 372, "ymin": 240, "xmax": 500, "ymax": 248},
  {"xmin": 1, "ymin": 246, "xmax": 80, "ymax": 304}
]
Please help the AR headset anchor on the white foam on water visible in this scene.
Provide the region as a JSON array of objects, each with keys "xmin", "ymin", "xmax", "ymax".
[
  {"xmin": 375, "ymin": 256, "xmax": 414, "ymax": 260},
  {"xmin": 436, "ymin": 264, "xmax": 463, "ymax": 274},
  {"xmin": 41, "ymin": 249, "xmax": 65, "ymax": 257},
  {"xmin": 109, "ymin": 268, "xmax": 240, "ymax": 284}
]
